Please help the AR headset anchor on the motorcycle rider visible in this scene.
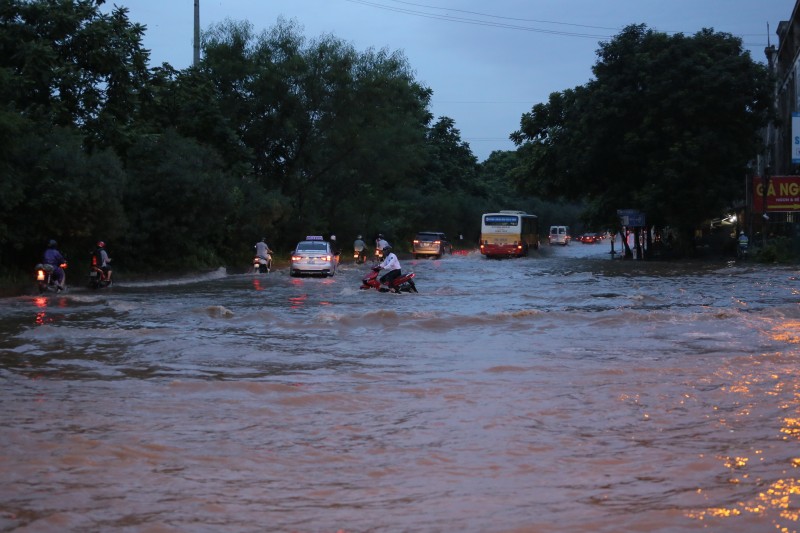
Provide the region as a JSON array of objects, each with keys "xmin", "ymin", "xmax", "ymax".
[
  {"xmin": 254, "ymin": 237, "xmax": 272, "ymax": 273},
  {"xmin": 375, "ymin": 234, "xmax": 389, "ymax": 261},
  {"xmin": 93, "ymin": 241, "xmax": 112, "ymax": 283},
  {"xmin": 330, "ymin": 234, "xmax": 341, "ymax": 262},
  {"xmin": 353, "ymin": 234, "xmax": 367, "ymax": 262},
  {"xmin": 377, "ymin": 245, "xmax": 402, "ymax": 291},
  {"xmin": 43, "ymin": 239, "xmax": 66, "ymax": 291}
]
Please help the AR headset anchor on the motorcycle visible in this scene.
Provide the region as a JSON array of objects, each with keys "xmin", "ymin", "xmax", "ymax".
[
  {"xmin": 354, "ymin": 249, "xmax": 367, "ymax": 264},
  {"xmin": 35, "ymin": 262, "xmax": 67, "ymax": 294},
  {"xmin": 360, "ymin": 266, "xmax": 418, "ymax": 293},
  {"xmin": 89, "ymin": 253, "xmax": 112, "ymax": 289},
  {"xmin": 253, "ymin": 254, "xmax": 272, "ymax": 273}
]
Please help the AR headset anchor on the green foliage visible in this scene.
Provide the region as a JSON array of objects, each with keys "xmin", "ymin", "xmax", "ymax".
[
  {"xmin": 0, "ymin": 1, "xmax": 542, "ymax": 277},
  {"xmin": 121, "ymin": 130, "xmax": 234, "ymax": 270},
  {"xmin": 753, "ymin": 237, "xmax": 799, "ymax": 264},
  {"xmin": 513, "ymin": 24, "xmax": 773, "ymax": 238}
]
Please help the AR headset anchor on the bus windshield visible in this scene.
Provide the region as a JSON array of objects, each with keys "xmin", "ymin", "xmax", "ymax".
[
  {"xmin": 480, "ymin": 211, "xmax": 539, "ymax": 258},
  {"xmin": 483, "ymin": 215, "xmax": 519, "ymax": 226}
]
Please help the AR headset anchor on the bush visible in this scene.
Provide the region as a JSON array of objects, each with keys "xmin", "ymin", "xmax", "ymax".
[{"xmin": 753, "ymin": 237, "xmax": 798, "ymax": 264}]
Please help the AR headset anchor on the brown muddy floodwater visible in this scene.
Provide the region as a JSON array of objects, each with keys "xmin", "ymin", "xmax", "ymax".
[{"xmin": 1, "ymin": 241, "xmax": 799, "ymax": 532}]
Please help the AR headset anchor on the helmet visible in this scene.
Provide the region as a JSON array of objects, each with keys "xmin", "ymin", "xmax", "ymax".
[
  {"xmin": 378, "ymin": 234, "xmax": 384, "ymax": 238},
  {"xmin": 48, "ymin": 239, "xmax": 57, "ymax": 248},
  {"xmin": 739, "ymin": 231, "xmax": 744, "ymax": 236},
  {"xmin": 330, "ymin": 235, "xmax": 337, "ymax": 241},
  {"xmin": 383, "ymin": 245, "xmax": 392, "ymax": 254},
  {"xmin": 261, "ymin": 237, "xmax": 267, "ymax": 242},
  {"xmin": 97, "ymin": 241, "xmax": 105, "ymax": 248},
  {"xmin": 357, "ymin": 235, "xmax": 362, "ymax": 239}
]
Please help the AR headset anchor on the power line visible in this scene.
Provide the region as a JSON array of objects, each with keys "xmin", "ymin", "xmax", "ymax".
[
  {"xmin": 343, "ymin": 0, "xmax": 613, "ymax": 39},
  {"xmin": 376, "ymin": 0, "xmax": 623, "ymax": 32},
  {"xmin": 343, "ymin": 0, "xmax": 774, "ymax": 48}
]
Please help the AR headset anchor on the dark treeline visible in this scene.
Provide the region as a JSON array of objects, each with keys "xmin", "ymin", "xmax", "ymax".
[
  {"xmin": 3, "ymin": 2, "xmax": 777, "ymax": 278},
  {"xmin": 0, "ymin": 0, "xmax": 570, "ymax": 276}
]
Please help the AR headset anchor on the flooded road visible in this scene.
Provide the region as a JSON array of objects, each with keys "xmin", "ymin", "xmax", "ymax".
[{"xmin": 1, "ymin": 240, "xmax": 799, "ymax": 532}]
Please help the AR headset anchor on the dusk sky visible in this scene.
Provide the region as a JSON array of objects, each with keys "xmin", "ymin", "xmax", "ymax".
[{"xmin": 103, "ymin": 0, "xmax": 792, "ymax": 160}]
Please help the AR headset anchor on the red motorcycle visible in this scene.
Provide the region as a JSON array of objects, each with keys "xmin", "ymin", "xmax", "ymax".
[{"xmin": 360, "ymin": 266, "xmax": 418, "ymax": 293}]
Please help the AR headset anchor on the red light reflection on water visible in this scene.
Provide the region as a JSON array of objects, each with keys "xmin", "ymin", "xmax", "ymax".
[
  {"xmin": 289, "ymin": 294, "xmax": 308, "ymax": 308},
  {"xmin": 33, "ymin": 297, "xmax": 51, "ymax": 325},
  {"xmin": 252, "ymin": 279, "xmax": 264, "ymax": 291}
]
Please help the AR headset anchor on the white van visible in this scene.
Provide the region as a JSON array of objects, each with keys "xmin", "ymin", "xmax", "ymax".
[{"xmin": 549, "ymin": 225, "xmax": 570, "ymax": 245}]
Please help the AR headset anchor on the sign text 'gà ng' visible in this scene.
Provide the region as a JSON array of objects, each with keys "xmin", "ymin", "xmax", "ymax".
[{"xmin": 752, "ymin": 176, "xmax": 800, "ymax": 212}]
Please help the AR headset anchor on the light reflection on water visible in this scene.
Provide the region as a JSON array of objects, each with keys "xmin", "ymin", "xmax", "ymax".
[{"xmin": 0, "ymin": 246, "xmax": 798, "ymax": 532}]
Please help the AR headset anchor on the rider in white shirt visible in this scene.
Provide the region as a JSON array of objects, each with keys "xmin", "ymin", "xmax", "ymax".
[{"xmin": 377, "ymin": 245, "xmax": 402, "ymax": 288}]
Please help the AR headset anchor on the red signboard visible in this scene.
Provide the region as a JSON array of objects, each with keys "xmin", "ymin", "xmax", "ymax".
[{"xmin": 752, "ymin": 175, "xmax": 800, "ymax": 212}]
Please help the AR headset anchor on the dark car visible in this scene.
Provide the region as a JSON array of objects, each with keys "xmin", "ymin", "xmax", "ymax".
[
  {"xmin": 412, "ymin": 232, "xmax": 452, "ymax": 259},
  {"xmin": 579, "ymin": 232, "xmax": 599, "ymax": 244}
]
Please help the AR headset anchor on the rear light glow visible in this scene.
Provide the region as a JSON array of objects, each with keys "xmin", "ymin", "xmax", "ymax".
[{"xmin": 36, "ymin": 270, "xmax": 45, "ymax": 281}]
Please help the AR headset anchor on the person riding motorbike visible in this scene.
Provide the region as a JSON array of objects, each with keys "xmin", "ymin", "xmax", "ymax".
[
  {"xmin": 353, "ymin": 234, "xmax": 367, "ymax": 262},
  {"xmin": 330, "ymin": 234, "xmax": 341, "ymax": 262},
  {"xmin": 93, "ymin": 241, "xmax": 112, "ymax": 283},
  {"xmin": 43, "ymin": 239, "xmax": 66, "ymax": 291},
  {"xmin": 376, "ymin": 245, "xmax": 402, "ymax": 290},
  {"xmin": 254, "ymin": 237, "xmax": 273, "ymax": 273}
]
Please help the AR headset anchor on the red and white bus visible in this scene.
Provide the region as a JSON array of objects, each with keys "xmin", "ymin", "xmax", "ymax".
[{"xmin": 479, "ymin": 211, "xmax": 539, "ymax": 258}]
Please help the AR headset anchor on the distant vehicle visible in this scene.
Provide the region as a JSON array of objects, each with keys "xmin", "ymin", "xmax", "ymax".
[
  {"xmin": 290, "ymin": 236, "xmax": 338, "ymax": 277},
  {"xmin": 480, "ymin": 211, "xmax": 539, "ymax": 258},
  {"xmin": 412, "ymin": 232, "xmax": 452, "ymax": 259},
  {"xmin": 548, "ymin": 225, "xmax": 570, "ymax": 245},
  {"xmin": 579, "ymin": 233, "xmax": 599, "ymax": 244}
]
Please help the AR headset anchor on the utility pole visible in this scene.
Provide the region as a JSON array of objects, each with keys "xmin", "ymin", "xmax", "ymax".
[
  {"xmin": 763, "ymin": 27, "xmax": 779, "ymax": 246},
  {"xmin": 193, "ymin": 0, "xmax": 200, "ymax": 67}
]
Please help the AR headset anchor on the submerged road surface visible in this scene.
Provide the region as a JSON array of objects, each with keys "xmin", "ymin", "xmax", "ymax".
[{"xmin": 1, "ymin": 243, "xmax": 799, "ymax": 532}]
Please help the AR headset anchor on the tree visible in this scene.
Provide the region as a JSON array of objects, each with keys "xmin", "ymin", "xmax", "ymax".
[
  {"xmin": 0, "ymin": 0, "xmax": 150, "ymax": 270},
  {"xmin": 122, "ymin": 130, "xmax": 234, "ymax": 270},
  {"xmin": 199, "ymin": 18, "xmax": 433, "ymax": 246},
  {"xmin": 512, "ymin": 25, "xmax": 773, "ymax": 244}
]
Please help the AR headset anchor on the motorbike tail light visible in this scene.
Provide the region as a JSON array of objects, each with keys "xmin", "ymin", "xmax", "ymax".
[
  {"xmin": 60, "ymin": 263, "xmax": 67, "ymax": 269},
  {"xmin": 433, "ymin": 240, "xmax": 440, "ymax": 244},
  {"xmin": 36, "ymin": 270, "xmax": 45, "ymax": 281}
]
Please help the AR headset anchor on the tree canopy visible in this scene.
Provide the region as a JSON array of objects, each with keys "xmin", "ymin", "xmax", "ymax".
[
  {"xmin": 511, "ymin": 24, "xmax": 773, "ymax": 240},
  {"xmin": 1, "ymin": 5, "xmax": 778, "ymax": 276},
  {"xmin": 1, "ymin": 1, "xmax": 518, "ymax": 275}
]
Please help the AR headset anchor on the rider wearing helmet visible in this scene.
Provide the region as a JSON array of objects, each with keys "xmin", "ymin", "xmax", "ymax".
[
  {"xmin": 376, "ymin": 234, "xmax": 389, "ymax": 250},
  {"xmin": 377, "ymin": 245, "xmax": 402, "ymax": 290},
  {"xmin": 43, "ymin": 239, "xmax": 66, "ymax": 290},
  {"xmin": 353, "ymin": 234, "xmax": 367, "ymax": 262},
  {"xmin": 94, "ymin": 240, "xmax": 112, "ymax": 282}
]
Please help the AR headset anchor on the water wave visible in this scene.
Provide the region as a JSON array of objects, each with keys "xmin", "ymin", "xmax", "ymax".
[{"xmin": 118, "ymin": 267, "xmax": 228, "ymax": 288}]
